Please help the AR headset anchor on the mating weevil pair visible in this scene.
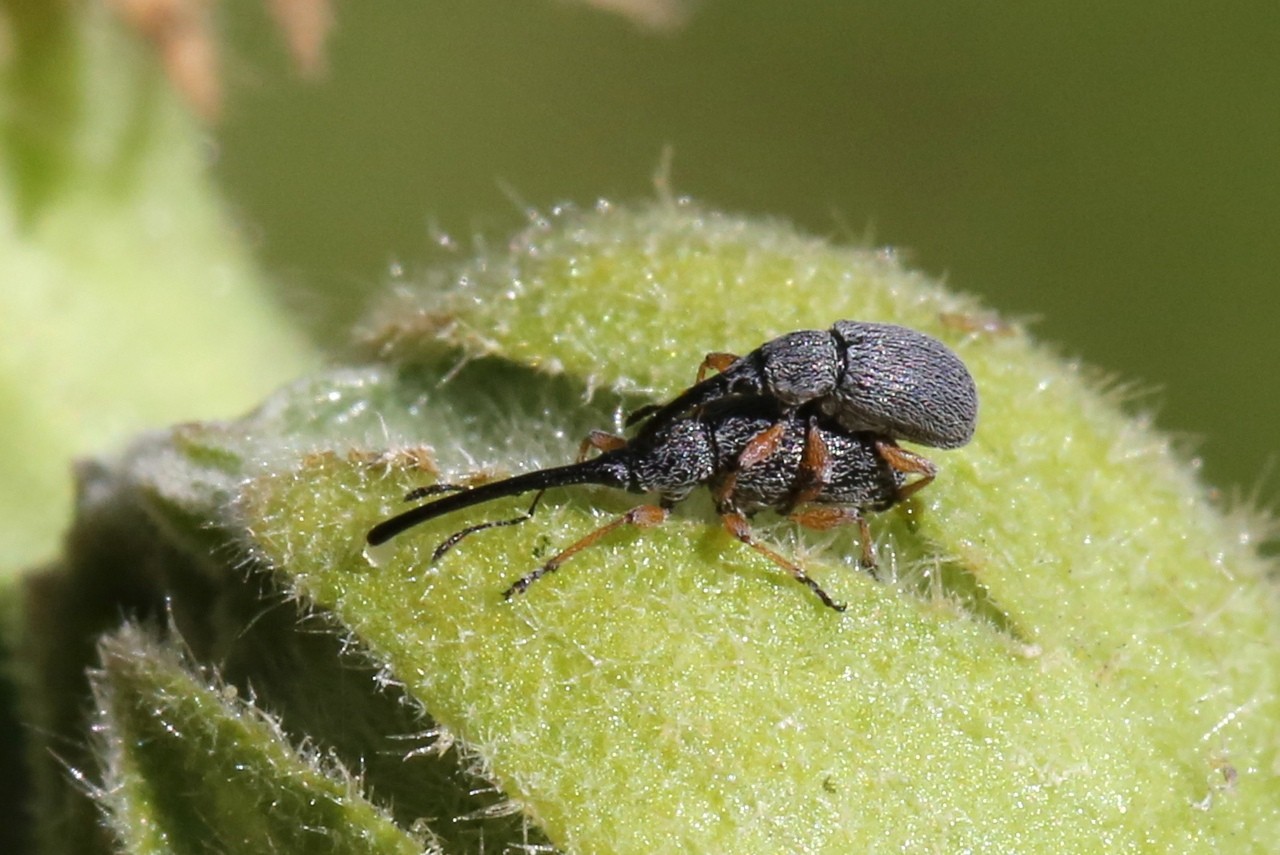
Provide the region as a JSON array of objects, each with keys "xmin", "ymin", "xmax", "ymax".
[{"xmin": 366, "ymin": 321, "xmax": 978, "ymax": 611}]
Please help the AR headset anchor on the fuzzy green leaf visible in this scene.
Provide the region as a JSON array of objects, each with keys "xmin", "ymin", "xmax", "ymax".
[
  {"xmin": 226, "ymin": 201, "xmax": 1278, "ymax": 851},
  {"xmin": 92, "ymin": 624, "xmax": 432, "ymax": 855}
]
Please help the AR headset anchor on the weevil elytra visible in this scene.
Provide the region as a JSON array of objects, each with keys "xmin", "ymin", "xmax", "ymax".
[
  {"xmin": 628, "ymin": 321, "xmax": 978, "ymax": 450},
  {"xmin": 367, "ymin": 397, "xmax": 931, "ymax": 611}
]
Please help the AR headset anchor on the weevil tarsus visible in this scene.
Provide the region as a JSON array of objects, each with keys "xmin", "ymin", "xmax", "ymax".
[{"xmin": 719, "ymin": 509, "xmax": 846, "ymax": 612}]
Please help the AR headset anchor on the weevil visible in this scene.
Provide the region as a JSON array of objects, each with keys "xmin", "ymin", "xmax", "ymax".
[
  {"xmin": 367, "ymin": 398, "xmax": 931, "ymax": 611},
  {"xmin": 627, "ymin": 321, "xmax": 979, "ymax": 450}
]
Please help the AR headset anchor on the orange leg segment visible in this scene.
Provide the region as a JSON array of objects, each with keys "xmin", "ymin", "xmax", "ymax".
[
  {"xmin": 781, "ymin": 418, "xmax": 832, "ymax": 512},
  {"xmin": 624, "ymin": 352, "xmax": 740, "ymax": 427},
  {"xmin": 503, "ymin": 504, "xmax": 670, "ymax": 600},
  {"xmin": 711, "ymin": 422, "xmax": 788, "ymax": 506},
  {"xmin": 875, "ymin": 441, "xmax": 938, "ymax": 501},
  {"xmin": 696, "ymin": 351, "xmax": 739, "ymax": 382},
  {"xmin": 789, "ymin": 506, "xmax": 877, "ymax": 570},
  {"xmin": 720, "ymin": 511, "xmax": 845, "ymax": 612},
  {"xmin": 577, "ymin": 429, "xmax": 628, "ymax": 462},
  {"xmin": 736, "ymin": 421, "xmax": 787, "ymax": 468}
]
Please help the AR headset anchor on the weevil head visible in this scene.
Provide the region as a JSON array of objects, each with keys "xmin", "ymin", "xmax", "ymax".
[{"xmin": 829, "ymin": 321, "xmax": 978, "ymax": 449}]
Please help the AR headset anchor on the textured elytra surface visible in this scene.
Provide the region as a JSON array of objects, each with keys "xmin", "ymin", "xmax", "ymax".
[{"xmin": 826, "ymin": 320, "xmax": 979, "ymax": 447}]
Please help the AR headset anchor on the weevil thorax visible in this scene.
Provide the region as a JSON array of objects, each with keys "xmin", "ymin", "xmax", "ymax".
[
  {"xmin": 828, "ymin": 321, "xmax": 978, "ymax": 449},
  {"xmin": 627, "ymin": 415, "xmax": 717, "ymax": 501},
  {"xmin": 755, "ymin": 329, "xmax": 841, "ymax": 407}
]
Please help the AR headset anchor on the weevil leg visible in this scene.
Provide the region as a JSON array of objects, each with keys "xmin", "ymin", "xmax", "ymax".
[
  {"xmin": 696, "ymin": 351, "xmax": 740, "ymax": 382},
  {"xmin": 577, "ymin": 429, "xmax": 628, "ymax": 462},
  {"xmin": 710, "ymin": 421, "xmax": 789, "ymax": 506},
  {"xmin": 780, "ymin": 416, "xmax": 831, "ymax": 513},
  {"xmin": 503, "ymin": 504, "xmax": 670, "ymax": 599},
  {"xmin": 737, "ymin": 421, "xmax": 788, "ymax": 468},
  {"xmin": 789, "ymin": 506, "xmax": 878, "ymax": 571},
  {"xmin": 432, "ymin": 491, "xmax": 547, "ymax": 562},
  {"xmin": 875, "ymin": 441, "xmax": 938, "ymax": 501},
  {"xmin": 720, "ymin": 511, "xmax": 846, "ymax": 612},
  {"xmin": 403, "ymin": 482, "xmax": 467, "ymax": 503}
]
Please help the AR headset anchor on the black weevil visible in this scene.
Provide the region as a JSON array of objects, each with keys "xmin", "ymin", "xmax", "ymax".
[{"xmin": 367, "ymin": 397, "xmax": 929, "ymax": 611}]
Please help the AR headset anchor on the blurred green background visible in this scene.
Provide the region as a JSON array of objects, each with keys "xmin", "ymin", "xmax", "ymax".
[{"xmin": 215, "ymin": 1, "xmax": 1278, "ymax": 513}]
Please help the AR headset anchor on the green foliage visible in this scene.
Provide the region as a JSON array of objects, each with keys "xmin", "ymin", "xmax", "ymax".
[
  {"xmin": 28, "ymin": 199, "xmax": 1276, "ymax": 852},
  {"xmin": 93, "ymin": 624, "xmax": 431, "ymax": 855}
]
